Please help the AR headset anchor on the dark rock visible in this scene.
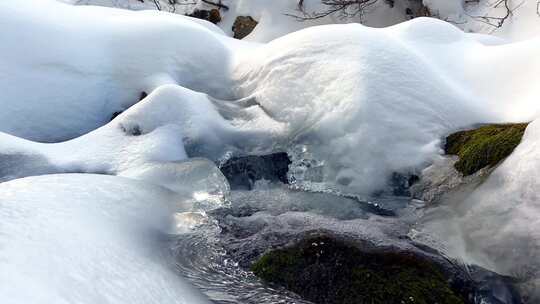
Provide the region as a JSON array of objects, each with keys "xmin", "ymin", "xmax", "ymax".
[
  {"xmin": 232, "ymin": 16, "xmax": 258, "ymax": 39},
  {"xmin": 388, "ymin": 172, "xmax": 420, "ymax": 196},
  {"xmin": 445, "ymin": 123, "xmax": 528, "ymax": 176},
  {"xmin": 250, "ymin": 234, "xmax": 522, "ymax": 304},
  {"xmin": 119, "ymin": 123, "xmax": 142, "ymax": 136},
  {"xmin": 188, "ymin": 9, "xmax": 222, "ymax": 24},
  {"xmin": 110, "ymin": 111, "xmax": 123, "ymax": 121},
  {"xmin": 109, "ymin": 91, "xmax": 147, "ymax": 121},
  {"xmin": 139, "ymin": 91, "xmax": 148, "ymax": 100},
  {"xmin": 219, "ymin": 152, "xmax": 291, "ymax": 190}
]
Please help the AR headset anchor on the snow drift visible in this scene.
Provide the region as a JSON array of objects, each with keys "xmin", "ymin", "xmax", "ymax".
[
  {"xmin": 0, "ymin": 0, "xmax": 234, "ymax": 142},
  {"xmin": 0, "ymin": 174, "xmax": 213, "ymax": 304},
  {"xmin": 413, "ymin": 119, "xmax": 540, "ymax": 301},
  {"xmin": 2, "ymin": 0, "xmax": 540, "ymax": 300},
  {"xmin": 2, "ymin": 0, "xmax": 540, "ymax": 196}
]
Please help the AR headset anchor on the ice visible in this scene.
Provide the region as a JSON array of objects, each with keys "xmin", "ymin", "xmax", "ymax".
[
  {"xmin": 0, "ymin": 174, "xmax": 212, "ymax": 304},
  {"xmin": 120, "ymin": 158, "xmax": 230, "ymax": 210}
]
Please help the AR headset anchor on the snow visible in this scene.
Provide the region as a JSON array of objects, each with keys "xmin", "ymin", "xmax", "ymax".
[
  {"xmin": 2, "ymin": 0, "xmax": 540, "ymax": 196},
  {"xmin": 2, "ymin": 0, "xmax": 540, "ymax": 300},
  {"xmin": 0, "ymin": 0, "xmax": 233, "ymax": 142},
  {"xmin": 70, "ymin": 0, "xmax": 540, "ymax": 42},
  {"xmin": 0, "ymin": 83, "xmax": 284, "ymax": 182},
  {"xmin": 70, "ymin": 0, "xmax": 420, "ymax": 42},
  {"xmin": 423, "ymin": 0, "xmax": 540, "ymax": 41},
  {"xmin": 423, "ymin": 0, "xmax": 463, "ymax": 18},
  {"xmin": 0, "ymin": 174, "xmax": 214, "ymax": 304},
  {"xmin": 412, "ymin": 119, "xmax": 540, "ymax": 300},
  {"xmin": 233, "ymin": 18, "xmax": 540, "ymax": 195}
]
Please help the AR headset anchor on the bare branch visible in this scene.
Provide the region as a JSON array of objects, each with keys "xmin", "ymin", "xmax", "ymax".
[
  {"xmin": 201, "ymin": 0, "xmax": 229, "ymax": 11},
  {"xmin": 288, "ymin": 0, "xmax": 379, "ymax": 21}
]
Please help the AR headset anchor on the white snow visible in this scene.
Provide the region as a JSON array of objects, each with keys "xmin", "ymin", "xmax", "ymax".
[
  {"xmin": 0, "ymin": 84, "xmax": 285, "ymax": 182},
  {"xmin": 233, "ymin": 18, "xmax": 540, "ymax": 194},
  {"xmin": 70, "ymin": 0, "xmax": 421, "ymax": 42},
  {"xmin": 2, "ymin": 0, "xmax": 540, "ymax": 195},
  {"xmin": 0, "ymin": 0, "xmax": 233, "ymax": 142},
  {"xmin": 1, "ymin": 0, "xmax": 540, "ymax": 300},
  {"xmin": 0, "ymin": 174, "xmax": 213, "ymax": 304},
  {"xmin": 412, "ymin": 119, "xmax": 540, "ymax": 300}
]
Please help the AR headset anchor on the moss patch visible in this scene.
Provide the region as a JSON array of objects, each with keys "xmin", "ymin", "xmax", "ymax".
[
  {"xmin": 445, "ymin": 123, "xmax": 528, "ymax": 176},
  {"xmin": 251, "ymin": 236, "xmax": 465, "ymax": 304}
]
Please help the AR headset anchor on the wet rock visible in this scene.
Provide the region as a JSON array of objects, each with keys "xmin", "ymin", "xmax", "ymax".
[
  {"xmin": 219, "ymin": 152, "xmax": 291, "ymax": 190},
  {"xmin": 388, "ymin": 172, "xmax": 420, "ymax": 196},
  {"xmin": 232, "ymin": 16, "xmax": 258, "ymax": 39},
  {"xmin": 213, "ymin": 195, "xmax": 522, "ymax": 304},
  {"xmin": 410, "ymin": 156, "xmax": 492, "ymax": 204},
  {"xmin": 139, "ymin": 91, "xmax": 148, "ymax": 100},
  {"xmin": 249, "ymin": 234, "xmax": 521, "ymax": 304},
  {"xmin": 110, "ymin": 111, "xmax": 123, "ymax": 121},
  {"xmin": 412, "ymin": 123, "xmax": 527, "ymax": 203},
  {"xmin": 188, "ymin": 9, "xmax": 222, "ymax": 24}
]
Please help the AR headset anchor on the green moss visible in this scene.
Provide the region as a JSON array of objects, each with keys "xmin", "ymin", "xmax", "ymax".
[
  {"xmin": 445, "ymin": 123, "xmax": 528, "ymax": 176},
  {"xmin": 251, "ymin": 236, "xmax": 465, "ymax": 304}
]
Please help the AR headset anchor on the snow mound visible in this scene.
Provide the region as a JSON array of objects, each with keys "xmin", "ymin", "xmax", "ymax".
[
  {"xmin": 0, "ymin": 0, "xmax": 233, "ymax": 142},
  {"xmin": 70, "ymin": 0, "xmax": 419, "ymax": 42},
  {"xmin": 233, "ymin": 19, "xmax": 540, "ymax": 194},
  {"xmin": 0, "ymin": 84, "xmax": 285, "ymax": 183},
  {"xmin": 425, "ymin": 119, "xmax": 540, "ymax": 298},
  {"xmin": 2, "ymin": 0, "xmax": 540, "ymax": 197},
  {"xmin": 0, "ymin": 174, "xmax": 212, "ymax": 304}
]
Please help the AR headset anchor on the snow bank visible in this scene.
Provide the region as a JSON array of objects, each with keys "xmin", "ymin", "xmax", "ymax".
[
  {"xmin": 2, "ymin": 0, "xmax": 540, "ymax": 300},
  {"xmin": 413, "ymin": 119, "xmax": 540, "ymax": 300},
  {"xmin": 423, "ymin": 0, "xmax": 540, "ymax": 41},
  {"xmin": 70, "ymin": 0, "xmax": 419, "ymax": 42},
  {"xmin": 2, "ymin": 1, "xmax": 540, "ymax": 196},
  {"xmin": 0, "ymin": 84, "xmax": 285, "ymax": 183},
  {"xmin": 233, "ymin": 18, "xmax": 540, "ymax": 195},
  {"xmin": 0, "ymin": 174, "xmax": 212, "ymax": 304},
  {"xmin": 0, "ymin": 0, "xmax": 233, "ymax": 142}
]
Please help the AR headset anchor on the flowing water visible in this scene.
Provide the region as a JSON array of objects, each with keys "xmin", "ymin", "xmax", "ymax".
[{"xmin": 169, "ymin": 183, "xmax": 426, "ymax": 303}]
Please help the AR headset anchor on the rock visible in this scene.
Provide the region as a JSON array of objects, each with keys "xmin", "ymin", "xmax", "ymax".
[
  {"xmin": 110, "ymin": 111, "xmax": 123, "ymax": 121},
  {"xmin": 232, "ymin": 16, "xmax": 258, "ymax": 39},
  {"xmin": 412, "ymin": 123, "xmax": 528, "ymax": 203},
  {"xmin": 388, "ymin": 172, "xmax": 420, "ymax": 196},
  {"xmin": 219, "ymin": 152, "xmax": 291, "ymax": 190},
  {"xmin": 188, "ymin": 9, "xmax": 221, "ymax": 24},
  {"xmin": 250, "ymin": 234, "xmax": 521, "ymax": 304},
  {"xmin": 110, "ymin": 91, "xmax": 147, "ymax": 121},
  {"xmin": 210, "ymin": 192, "xmax": 521, "ymax": 304},
  {"xmin": 410, "ymin": 156, "xmax": 492, "ymax": 203},
  {"xmin": 445, "ymin": 123, "xmax": 528, "ymax": 176}
]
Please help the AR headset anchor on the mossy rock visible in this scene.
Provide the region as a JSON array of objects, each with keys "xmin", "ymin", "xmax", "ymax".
[
  {"xmin": 251, "ymin": 236, "xmax": 466, "ymax": 304},
  {"xmin": 445, "ymin": 123, "xmax": 528, "ymax": 176}
]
